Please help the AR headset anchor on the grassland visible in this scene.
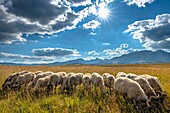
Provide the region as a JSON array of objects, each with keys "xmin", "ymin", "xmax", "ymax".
[{"xmin": 0, "ymin": 64, "xmax": 170, "ymax": 113}]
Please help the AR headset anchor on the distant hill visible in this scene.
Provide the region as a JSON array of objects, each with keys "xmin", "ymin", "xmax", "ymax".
[
  {"xmin": 109, "ymin": 50, "xmax": 170, "ymax": 64},
  {"xmin": 0, "ymin": 50, "xmax": 170, "ymax": 66}
]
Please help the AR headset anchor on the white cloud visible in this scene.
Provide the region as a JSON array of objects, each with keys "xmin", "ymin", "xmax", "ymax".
[
  {"xmin": 0, "ymin": 52, "xmax": 55, "ymax": 64},
  {"xmin": 83, "ymin": 20, "xmax": 101, "ymax": 29},
  {"xmin": 86, "ymin": 50, "xmax": 100, "ymax": 56},
  {"xmin": 124, "ymin": 0, "xmax": 154, "ymax": 7},
  {"xmin": 89, "ymin": 32, "xmax": 97, "ymax": 35},
  {"xmin": 102, "ymin": 43, "xmax": 111, "ymax": 46},
  {"xmin": 124, "ymin": 14, "xmax": 170, "ymax": 50}
]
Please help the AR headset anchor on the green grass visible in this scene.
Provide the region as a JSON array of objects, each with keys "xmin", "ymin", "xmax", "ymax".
[{"xmin": 0, "ymin": 64, "xmax": 170, "ymax": 113}]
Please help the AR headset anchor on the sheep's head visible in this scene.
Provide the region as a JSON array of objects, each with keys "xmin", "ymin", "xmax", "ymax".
[{"xmin": 2, "ymin": 81, "xmax": 11, "ymax": 90}]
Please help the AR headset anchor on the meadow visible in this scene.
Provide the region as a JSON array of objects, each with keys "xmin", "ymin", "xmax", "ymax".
[{"xmin": 0, "ymin": 64, "xmax": 170, "ymax": 113}]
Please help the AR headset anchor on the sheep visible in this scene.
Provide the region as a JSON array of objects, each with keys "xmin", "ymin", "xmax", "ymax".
[
  {"xmin": 34, "ymin": 75, "xmax": 51, "ymax": 92},
  {"xmin": 130, "ymin": 77, "xmax": 157, "ymax": 98},
  {"xmin": 139, "ymin": 74, "xmax": 165, "ymax": 97},
  {"xmin": 13, "ymin": 72, "xmax": 35, "ymax": 89},
  {"xmin": 116, "ymin": 72, "xmax": 127, "ymax": 78},
  {"xmin": 91, "ymin": 72, "xmax": 106, "ymax": 93},
  {"xmin": 43, "ymin": 71, "xmax": 53, "ymax": 76},
  {"xmin": 2, "ymin": 73, "xmax": 19, "ymax": 90},
  {"xmin": 114, "ymin": 77, "xmax": 150, "ymax": 107},
  {"xmin": 60, "ymin": 72, "xmax": 75, "ymax": 92},
  {"xmin": 82, "ymin": 73, "xmax": 91, "ymax": 90},
  {"xmin": 57, "ymin": 72, "xmax": 67, "ymax": 85},
  {"xmin": 34, "ymin": 71, "xmax": 43, "ymax": 75},
  {"xmin": 47, "ymin": 73, "xmax": 61, "ymax": 92},
  {"xmin": 26, "ymin": 71, "xmax": 53, "ymax": 92},
  {"xmin": 68, "ymin": 73, "xmax": 84, "ymax": 91},
  {"xmin": 102, "ymin": 73, "xmax": 115, "ymax": 93},
  {"xmin": 126, "ymin": 73, "xmax": 138, "ymax": 79},
  {"xmin": 2, "ymin": 70, "xmax": 29, "ymax": 90}
]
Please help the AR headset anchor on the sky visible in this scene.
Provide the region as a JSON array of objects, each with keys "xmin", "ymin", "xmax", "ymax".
[{"xmin": 0, "ymin": 0, "xmax": 170, "ymax": 64}]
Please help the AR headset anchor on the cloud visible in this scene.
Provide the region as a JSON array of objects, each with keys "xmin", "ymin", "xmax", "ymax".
[
  {"xmin": 86, "ymin": 50, "xmax": 100, "ymax": 56},
  {"xmin": 124, "ymin": 14, "xmax": 170, "ymax": 50},
  {"xmin": 0, "ymin": 47, "xmax": 81, "ymax": 64},
  {"xmin": 0, "ymin": 52, "xmax": 55, "ymax": 64},
  {"xmin": 89, "ymin": 32, "xmax": 97, "ymax": 35},
  {"xmin": 83, "ymin": 20, "xmax": 101, "ymax": 29},
  {"xmin": 0, "ymin": 6, "xmax": 46, "ymax": 44},
  {"xmin": 32, "ymin": 47, "xmax": 80, "ymax": 57},
  {"xmin": 0, "ymin": 0, "xmax": 114, "ymax": 44},
  {"xmin": 102, "ymin": 43, "xmax": 111, "ymax": 46},
  {"xmin": 102, "ymin": 43, "xmax": 131, "ymax": 58},
  {"xmin": 68, "ymin": 0, "xmax": 92, "ymax": 7},
  {"xmin": 124, "ymin": 0, "xmax": 154, "ymax": 7}
]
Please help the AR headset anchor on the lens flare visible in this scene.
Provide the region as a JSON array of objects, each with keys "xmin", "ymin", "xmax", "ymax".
[{"xmin": 97, "ymin": 6, "xmax": 111, "ymax": 21}]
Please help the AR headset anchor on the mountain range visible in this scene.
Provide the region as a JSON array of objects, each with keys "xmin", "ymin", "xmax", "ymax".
[{"xmin": 0, "ymin": 50, "xmax": 170, "ymax": 66}]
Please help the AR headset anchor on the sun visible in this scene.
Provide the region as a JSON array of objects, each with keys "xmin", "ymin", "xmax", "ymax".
[{"xmin": 97, "ymin": 6, "xmax": 111, "ymax": 21}]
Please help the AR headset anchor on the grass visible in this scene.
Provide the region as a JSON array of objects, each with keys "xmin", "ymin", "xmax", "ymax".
[{"xmin": 0, "ymin": 64, "xmax": 170, "ymax": 113}]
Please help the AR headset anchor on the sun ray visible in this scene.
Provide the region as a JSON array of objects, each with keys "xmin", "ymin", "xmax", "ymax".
[{"xmin": 97, "ymin": 6, "xmax": 111, "ymax": 22}]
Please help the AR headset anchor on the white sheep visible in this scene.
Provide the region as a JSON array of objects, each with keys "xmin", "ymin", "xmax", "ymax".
[
  {"xmin": 126, "ymin": 73, "xmax": 138, "ymax": 79},
  {"xmin": 34, "ymin": 71, "xmax": 43, "ymax": 75},
  {"xmin": 26, "ymin": 72, "xmax": 53, "ymax": 92},
  {"xmin": 68, "ymin": 73, "xmax": 83, "ymax": 91},
  {"xmin": 116, "ymin": 72, "xmax": 127, "ymax": 78},
  {"xmin": 13, "ymin": 72, "xmax": 35, "ymax": 88},
  {"xmin": 91, "ymin": 72, "xmax": 106, "ymax": 93},
  {"xmin": 114, "ymin": 77, "xmax": 150, "ymax": 107},
  {"xmin": 82, "ymin": 73, "xmax": 91, "ymax": 90},
  {"xmin": 34, "ymin": 75, "xmax": 51, "ymax": 92},
  {"xmin": 47, "ymin": 73, "xmax": 61, "ymax": 91},
  {"xmin": 130, "ymin": 77, "xmax": 157, "ymax": 98},
  {"xmin": 139, "ymin": 74, "xmax": 165, "ymax": 96},
  {"xmin": 2, "ymin": 70, "xmax": 29, "ymax": 90},
  {"xmin": 57, "ymin": 72, "xmax": 67, "ymax": 85},
  {"xmin": 43, "ymin": 71, "xmax": 53, "ymax": 76},
  {"xmin": 102, "ymin": 73, "xmax": 115, "ymax": 92},
  {"xmin": 60, "ymin": 72, "xmax": 75, "ymax": 91}
]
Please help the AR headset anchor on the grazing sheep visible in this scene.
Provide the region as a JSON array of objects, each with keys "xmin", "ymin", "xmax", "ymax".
[
  {"xmin": 130, "ymin": 77, "xmax": 157, "ymax": 98},
  {"xmin": 82, "ymin": 73, "xmax": 91, "ymax": 90},
  {"xmin": 2, "ymin": 70, "xmax": 29, "ymax": 90},
  {"xmin": 34, "ymin": 71, "xmax": 43, "ymax": 75},
  {"xmin": 91, "ymin": 72, "xmax": 106, "ymax": 93},
  {"xmin": 60, "ymin": 72, "xmax": 75, "ymax": 91},
  {"xmin": 139, "ymin": 74, "xmax": 165, "ymax": 96},
  {"xmin": 43, "ymin": 71, "xmax": 53, "ymax": 76},
  {"xmin": 102, "ymin": 73, "xmax": 115, "ymax": 91},
  {"xmin": 57, "ymin": 72, "xmax": 67, "ymax": 85},
  {"xmin": 26, "ymin": 72, "xmax": 53, "ymax": 92},
  {"xmin": 2, "ymin": 73, "xmax": 19, "ymax": 90},
  {"xmin": 68, "ymin": 73, "xmax": 84, "ymax": 91},
  {"xmin": 114, "ymin": 77, "xmax": 150, "ymax": 107},
  {"xmin": 47, "ymin": 73, "xmax": 60, "ymax": 91},
  {"xmin": 126, "ymin": 73, "xmax": 138, "ymax": 79},
  {"xmin": 34, "ymin": 75, "xmax": 51, "ymax": 91},
  {"xmin": 13, "ymin": 72, "xmax": 35, "ymax": 88},
  {"xmin": 116, "ymin": 72, "xmax": 127, "ymax": 78}
]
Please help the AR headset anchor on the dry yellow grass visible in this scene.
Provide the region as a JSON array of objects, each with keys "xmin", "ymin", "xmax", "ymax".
[{"xmin": 0, "ymin": 64, "xmax": 170, "ymax": 113}]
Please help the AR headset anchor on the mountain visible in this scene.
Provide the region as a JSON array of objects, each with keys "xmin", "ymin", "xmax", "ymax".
[
  {"xmin": 0, "ymin": 50, "xmax": 170, "ymax": 66},
  {"xmin": 109, "ymin": 50, "xmax": 170, "ymax": 64}
]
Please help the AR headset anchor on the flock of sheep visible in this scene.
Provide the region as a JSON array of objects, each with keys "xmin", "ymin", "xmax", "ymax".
[{"xmin": 1, "ymin": 70, "xmax": 167, "ymax": 108}]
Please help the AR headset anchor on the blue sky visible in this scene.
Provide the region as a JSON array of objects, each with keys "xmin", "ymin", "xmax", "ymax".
[{"xmin": 0, "ymin": 0, "xmax": 170, "ymax": 64}]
